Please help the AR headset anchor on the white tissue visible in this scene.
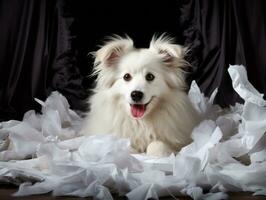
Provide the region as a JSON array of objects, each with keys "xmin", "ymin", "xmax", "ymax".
[
  {"xmin": 228, "ymin": 65, "xmax": 266, "ymax": 106},
  {"xmin": 188, "ymin": 81, "xmax": 221, "ymax": 120},
  {"xmin": 0, "ymin": 65, "xmax": 266, "ymax": 200}
]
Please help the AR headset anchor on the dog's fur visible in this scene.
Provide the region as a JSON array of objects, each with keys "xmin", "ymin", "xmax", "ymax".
[{"xmin": 82, "ymin": 35, "xmax": 201, "ymax": 157}]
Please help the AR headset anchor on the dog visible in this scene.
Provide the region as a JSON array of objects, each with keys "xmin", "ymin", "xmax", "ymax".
[{"xmin": 81, "ymin": 34, "xmax": 201, "ymax": 157}]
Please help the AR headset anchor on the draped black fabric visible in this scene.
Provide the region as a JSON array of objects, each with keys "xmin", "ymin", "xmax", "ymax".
[
  {"xmin": 0, "ymin": 0, "xmax": 266, "ymax": 121},
  {"xmin": 179, "ymin": 0, "xmax": 266, "ymax": 106},
  {"xmin": 0, "ymin": 0, "xmax": 180, "ymax": 121},
  {"xmin": 0, "ymin": 0, "xmax": 88, "ymax": 121}
]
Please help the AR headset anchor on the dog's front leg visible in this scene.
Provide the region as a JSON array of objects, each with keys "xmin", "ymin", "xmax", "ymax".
[{"xmin": 146, "ymin": 141, "xmax": 174, "ymax": 157}]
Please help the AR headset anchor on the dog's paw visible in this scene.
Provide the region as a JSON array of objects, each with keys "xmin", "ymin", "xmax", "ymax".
[{"xmin": 146, "ymin": 141, "xmax": 174, "ymax": 157}]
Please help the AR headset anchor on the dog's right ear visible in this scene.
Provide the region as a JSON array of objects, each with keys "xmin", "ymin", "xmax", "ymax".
[{"xmin": 93, "ymin": 36, "xmax": 134, "ymax": 68}]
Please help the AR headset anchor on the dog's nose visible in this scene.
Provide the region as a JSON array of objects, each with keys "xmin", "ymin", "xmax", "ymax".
[{"xmin": 131, "ymin": 91, "xmax": 144, "ymax": 102}]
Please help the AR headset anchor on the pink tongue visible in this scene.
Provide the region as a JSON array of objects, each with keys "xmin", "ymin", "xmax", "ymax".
[{"xmin": 131, "ymin": 104, "xmax": 145, "ymax": 118}]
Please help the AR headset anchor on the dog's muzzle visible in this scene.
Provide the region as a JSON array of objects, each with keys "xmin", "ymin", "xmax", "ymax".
[{"xmin": 130, "ymin": 90, "xmax": 146, "ymax": 118}]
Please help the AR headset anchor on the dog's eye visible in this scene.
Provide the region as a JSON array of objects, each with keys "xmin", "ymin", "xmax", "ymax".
[
  {"xmin": 123, "ymin": 73, "xmax": 132, "ymax": 81},
  {"xmin": 145, "ymin": 73, "xmax": 155, "ymax": 82}
]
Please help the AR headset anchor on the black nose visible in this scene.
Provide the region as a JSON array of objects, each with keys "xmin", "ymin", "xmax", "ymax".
[{"xmin": 131, "ymin": 91, "xmax": 144, "ymax": 102}]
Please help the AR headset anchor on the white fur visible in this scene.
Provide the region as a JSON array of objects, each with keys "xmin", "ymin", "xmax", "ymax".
[{"xmin": 81, "ymin": 35, "xmax": 201, "ymax": 157}]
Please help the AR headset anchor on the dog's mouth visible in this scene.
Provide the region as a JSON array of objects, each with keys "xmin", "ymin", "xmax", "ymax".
[
  {"xmin": 130, "ymin": 104, "xmax": 146, "ymax": 118},
  {"xmin": 130, "ymin": 99, "xmax": 153, "ymax": 118}
]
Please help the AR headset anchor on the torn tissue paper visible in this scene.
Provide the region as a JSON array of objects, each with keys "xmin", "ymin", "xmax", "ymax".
[{"xmin": 0, "ymin": 65, "xmax": 266, "ymax": 200}]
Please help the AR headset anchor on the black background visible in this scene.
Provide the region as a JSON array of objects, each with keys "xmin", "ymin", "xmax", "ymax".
[{"xmin": 0, "ymin": 0, "xmax": 266, "ymax": 121}]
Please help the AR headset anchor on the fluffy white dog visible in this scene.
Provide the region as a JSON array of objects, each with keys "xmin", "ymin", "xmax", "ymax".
[{"xmin": 82, "ymin": 35, "xmax": 201, "ymax": 157}]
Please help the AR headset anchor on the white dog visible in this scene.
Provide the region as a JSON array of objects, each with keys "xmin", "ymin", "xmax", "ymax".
[{"xmin": 82, "ymin": 35, "xmax": 201, "ymax": 157}]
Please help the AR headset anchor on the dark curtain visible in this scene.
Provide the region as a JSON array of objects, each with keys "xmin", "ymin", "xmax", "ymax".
[
  {"xmin": 0, "ymin": 0, "xmax": 87, "ymax": 121},
  {"xmin": 180, "ymin": 0, "xmax": 266, "ymax": 106},
  {"xmin": 0, "ymin": 0, "xmax": 266, "ymax": 121},
  {"xmin": 0, "ymin": 0, "xmax": 180, "ymax": 121}
]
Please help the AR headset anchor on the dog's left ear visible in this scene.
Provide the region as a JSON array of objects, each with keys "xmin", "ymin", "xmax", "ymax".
[
  {"xmin": 149, "ymin": 35, "xmax": 188, "ymax": 68},
  {"xmin": 149, "ymin": 35, "xmax": 189, "ymax": 89},
  {"xmin": 94, "ymin": 35, "xmax": 134, "ymax": 68}
]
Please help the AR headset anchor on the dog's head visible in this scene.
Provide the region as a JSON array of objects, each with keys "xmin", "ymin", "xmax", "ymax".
[{"xmin": 92, "ymin": 34, "xmax": 189, "ymax": 119}]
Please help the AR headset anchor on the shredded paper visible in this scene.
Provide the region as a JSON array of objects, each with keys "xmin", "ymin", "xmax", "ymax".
[{"xmin": 0, "ymin": 65, "xmax": 265, "ymax": 200}]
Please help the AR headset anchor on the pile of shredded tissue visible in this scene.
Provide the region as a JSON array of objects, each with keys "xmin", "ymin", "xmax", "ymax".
[{"xmin": 0, "ymin": 65, "xmax": 266, "ymax": 200}]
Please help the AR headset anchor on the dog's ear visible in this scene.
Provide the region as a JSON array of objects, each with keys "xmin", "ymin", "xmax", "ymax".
[
  {"xmin": 94, "ymin": 35, "xmax": 134, "ymax": 68},
  {"xmin": 149, "ymin": 34, "xmax": 188, "ymax": 68},
  {"xmin": 149, "ymin": 34, "xmax": 189, "ymax": 90}
]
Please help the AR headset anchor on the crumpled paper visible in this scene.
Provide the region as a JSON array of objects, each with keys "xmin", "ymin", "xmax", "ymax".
[
  {"xmin": 0, "ymin": 65, "xmax": 266, "ymax": 200},
  {"xmin": 228, "ymin": 65, "xmax": 266, "ymax": 106}
]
